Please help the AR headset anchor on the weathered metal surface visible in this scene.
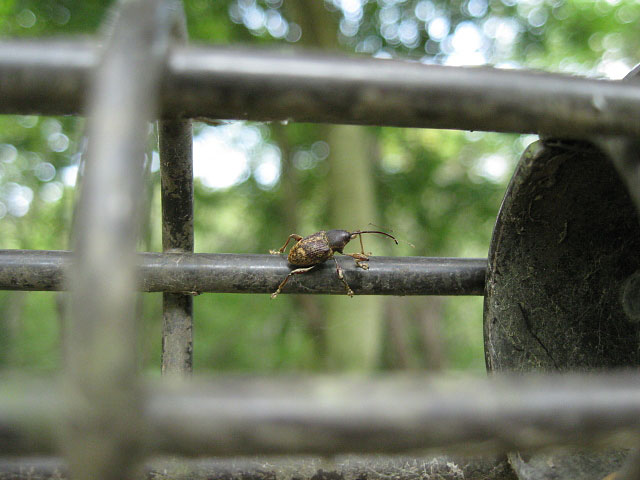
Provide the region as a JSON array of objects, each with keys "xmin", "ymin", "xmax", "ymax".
[
  {"xmin": 161, "ymin": 291, "xmax": 193, "ymax": 372},
  {"xmin": 0, "ymin": 455, "xmax": 517, "ymax": 480},
  {"xmin": 159, "ymin": 120, "xmax": 194, "ymax": 253},
  {"xmin": 159, "ymin": 118, "xmax": 194, "ymax": 376},
  {"xmin": 615, "ymin": 450, "xmax": 640, "ymax": 480},
  {"xmin": 484, "ymin": 140, "xmax": 640, "ymax": 371},
  {"xmin": 0, "ymin": 250, "xmax": 486, "ymax": 296},
  {"xmin": 2, "ymin": 41, "xmax": 640, "ymax": 136},
  {"xmin": 165, "ymin": 49, "xmax": 640, "ymax": 137},
  {"xmin": 0, "ymin": 250, "xmax": 66, "ymax": 290},
  {"xmin": 63, "ymin": 1, "xmax": 178, "ymax": 479},
  {"xmin": 3, "ymin": 374, "xmax": 640, "ymax": 456},
  {"xmin": 484, "ymin": 140, "xmax": 640, "ymax": 479},
  {"xmin": 507, "ymin": 451, "xmax": 627, "ymax": 480}
]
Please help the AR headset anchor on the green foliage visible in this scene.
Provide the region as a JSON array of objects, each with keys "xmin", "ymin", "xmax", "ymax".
[
  {"xmin": 0, "ymin": 0, "xmax": 638, "ymax": 373},
  {"xmin": 442, "ymin": 297, "xmax": 486, "ymax": 370},
  {"xmin": 0, "ymin": 291, "xmax": 61, "ymax": 371},
  {"xmin": 0, "ymin": 116, "xmax": 79, "ymax": 250},
  {"xmin": 377, "ymin": 128, "xmax": 512, "ymax": 256},
  {"xmin": 0, "ymin": 0, "xmax": 111, "ymax": 37}
]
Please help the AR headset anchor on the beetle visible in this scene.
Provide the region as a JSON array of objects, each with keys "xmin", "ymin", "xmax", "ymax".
[{"xmin": 269, "ymin": 229, "xmax": 398, "ymax": 299}]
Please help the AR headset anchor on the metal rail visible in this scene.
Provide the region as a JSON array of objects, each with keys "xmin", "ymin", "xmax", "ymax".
[
  {"xmin": 0, "ymin": 250, "xmax": 486, "ymax": 295},
  {"xmin": 3, "ymin": 374, "xmax": 640, "ymax": 456},
  {"xmin": 2, "ymin": 40, "xmax": 640, "ymax": 136},
  {"xmin": 159, "ymin": 4, "xmax": 194, "ymax": 376},
  {"xmin": 0, "ymin": 455, "xmax": 515, "ymax": 480},
  {"xmin": 63, "ymin": 1, "xmax": 178, "ymax": 479},
  {"xmin": 160, "ymin": 119, "xmax": 194, "ymax": 374}
]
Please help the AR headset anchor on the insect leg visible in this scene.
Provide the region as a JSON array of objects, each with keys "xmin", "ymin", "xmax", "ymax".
[
  {"xmin": 344, "ymin": 252, "xmax": 370, "ymax": 270},
  {"xmin": 270, "ymin": 265, "xmax": 317, "ymax": 299},
  {"xmin": 357, "ymin": 233, "xmax": 372, "ymax": 256},
  {"xmin": 332, "ymin": 257, "xmax": 354, "ymax": 297},
  {"xmin": 269, "ymin": 234, "xmax": 303, "ymax": 255}
]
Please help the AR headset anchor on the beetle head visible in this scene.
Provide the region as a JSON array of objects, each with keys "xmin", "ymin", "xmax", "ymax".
[{"xmin": 326, "ymin": 229, "xmax": 352, "ymax": 252}]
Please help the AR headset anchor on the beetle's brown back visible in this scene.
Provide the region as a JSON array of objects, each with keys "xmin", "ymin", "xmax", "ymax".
[{"xmin": 288, "ymin": 231, "xmax": 331, "ymax": 267}]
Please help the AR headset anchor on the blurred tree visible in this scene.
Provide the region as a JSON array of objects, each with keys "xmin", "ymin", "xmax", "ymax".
[
  {"xmin": 284, "ymin": 1, "xmax": 386, "ymax": 370},
  {"xmin": 324, "ymin": 125, "xmax": 385, "ymax": 370}
]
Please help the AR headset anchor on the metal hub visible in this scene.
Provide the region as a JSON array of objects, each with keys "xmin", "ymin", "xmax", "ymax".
[{"xmin": 484, "ymin": 139, "xmax": 640, "ymax": 478}]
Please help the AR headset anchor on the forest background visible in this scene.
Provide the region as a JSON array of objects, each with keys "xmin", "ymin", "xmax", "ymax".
[{"xmin": 0, "ymin": 0, "xmax": 638, "ymax": 374}]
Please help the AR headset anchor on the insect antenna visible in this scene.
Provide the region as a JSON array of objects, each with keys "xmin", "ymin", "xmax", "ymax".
[
  {"xmin": 366, "ymin": 222, "xmax": 415, "ymax": 248},
  {"xmin": 351, "ymin": 230, "xmax": 399, "ymax": 244}
]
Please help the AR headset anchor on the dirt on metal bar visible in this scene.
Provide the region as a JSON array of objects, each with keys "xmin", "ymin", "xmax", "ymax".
[{"xmin": 0, "ymin": 250, "xmax": 487, "ymax": 296}]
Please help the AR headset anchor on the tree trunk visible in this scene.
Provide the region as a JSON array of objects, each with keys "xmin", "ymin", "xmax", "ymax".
[
  {"xmin": 0, "ymin": 291, "xmax": 27, "ymax": 367},
  {"xmin": 385, "ymin": 297, "xmax": 414, "ymax": 369},
  {"xmin": 284, "ymin": 3, "xmax": 385, "ymax": 370},
  {"xmin": 325, "ymin": 125, "xmax": 384, "ymax": 370},
  {"xmin": 417, "ymin": 297, "xmax": 447, "ymax": 371},
  {"xmin": 273, "ymin": 125, "xmax": 326, "ymax": 359}
]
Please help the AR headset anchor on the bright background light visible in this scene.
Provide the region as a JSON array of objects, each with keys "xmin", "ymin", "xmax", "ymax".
[{"xmin": 192, "ymin": 122, "xmax": 281, "ymax": 191}]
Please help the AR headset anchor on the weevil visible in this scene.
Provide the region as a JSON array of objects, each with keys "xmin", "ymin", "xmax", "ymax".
[{"xmin": 269, "ymin": 229, "xmax": 398, "ymax": 299}]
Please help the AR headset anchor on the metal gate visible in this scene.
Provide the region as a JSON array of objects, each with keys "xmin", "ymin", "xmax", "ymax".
[{"xmin": 1, "ymin": 1, "xmax": 640, "ymax": 479}]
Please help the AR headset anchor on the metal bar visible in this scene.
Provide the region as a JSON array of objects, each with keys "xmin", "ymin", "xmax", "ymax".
[
  {"xmin": 1, "ymin": 41, "xmax": 640, "ymax": 137},
  {"xmin": 0, "ymin": 455, "xmax": 515, "ymax": 480},
  {"xmin": 159, "ymin": 3, "xmax": 194, "ymax": 377},
  {"xmin": 165, "ymin": 48, "xmax": 640, "ymax": 137},
  {"xmin": 0, "ymin": 40, "xmax": 92, "ymax": 115},
  {"xmin": 0, "ymin": 250, "xmax": 487, "ymax": 296},
  {"xmin": 160, "ymin": 120, "xmax": 194, "ymax": 375},
  {"xmin": 3, "ymin": 373, "xmax": 640, "ymax": 456},
  {"xmin": 64, "ymin": 1, "xmax": 176, "ymax": 479}
]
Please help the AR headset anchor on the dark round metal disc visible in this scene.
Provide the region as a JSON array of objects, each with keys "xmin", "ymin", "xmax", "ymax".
[
  {"xmin": 484, "ymin": 140, "xmax": 640, "ymax": 372},
  {"xmin": 484, "ymin": 139, "xmax": 640, "ymax": 478}
]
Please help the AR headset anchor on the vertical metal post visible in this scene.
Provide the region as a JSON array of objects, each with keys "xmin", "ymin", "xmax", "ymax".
[
  {"xmin": 159, "ymin": 4, "xmax": 194, "ymax": 376},
  {"xmin": 64, "ymin": 1, "xmax": 175, "ymax": 479},
  {"xmin": 159, "ymin": 119, "xmax": 194, "ymax": 375}
]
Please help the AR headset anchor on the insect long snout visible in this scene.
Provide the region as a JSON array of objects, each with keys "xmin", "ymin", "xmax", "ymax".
[{"xmin": 350, "ymin": 230, "xmax": 399, "ymax": 244}]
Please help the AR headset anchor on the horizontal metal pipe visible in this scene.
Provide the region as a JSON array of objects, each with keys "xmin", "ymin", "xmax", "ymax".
[
  {"xmin": 3, "ymin": 373, "xmax": 640, "ymax": 455},
  {"xmin": 1, "ymin": 40, "xmax": 640, "ymax": 136},
  {"xmin": 165, "ymin": 47, "xmax": 640, "ymax": 137},
  {"xmin": 0, "ymin": 455, "xmax": 515, "ymax": 480},
  {"xmin": 0, "ymin": 250, "xmax": 486, "ymax": 295},
  {"xmin": 0, "ymin": 40, "xmax": 93, "ymax": 115}
]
